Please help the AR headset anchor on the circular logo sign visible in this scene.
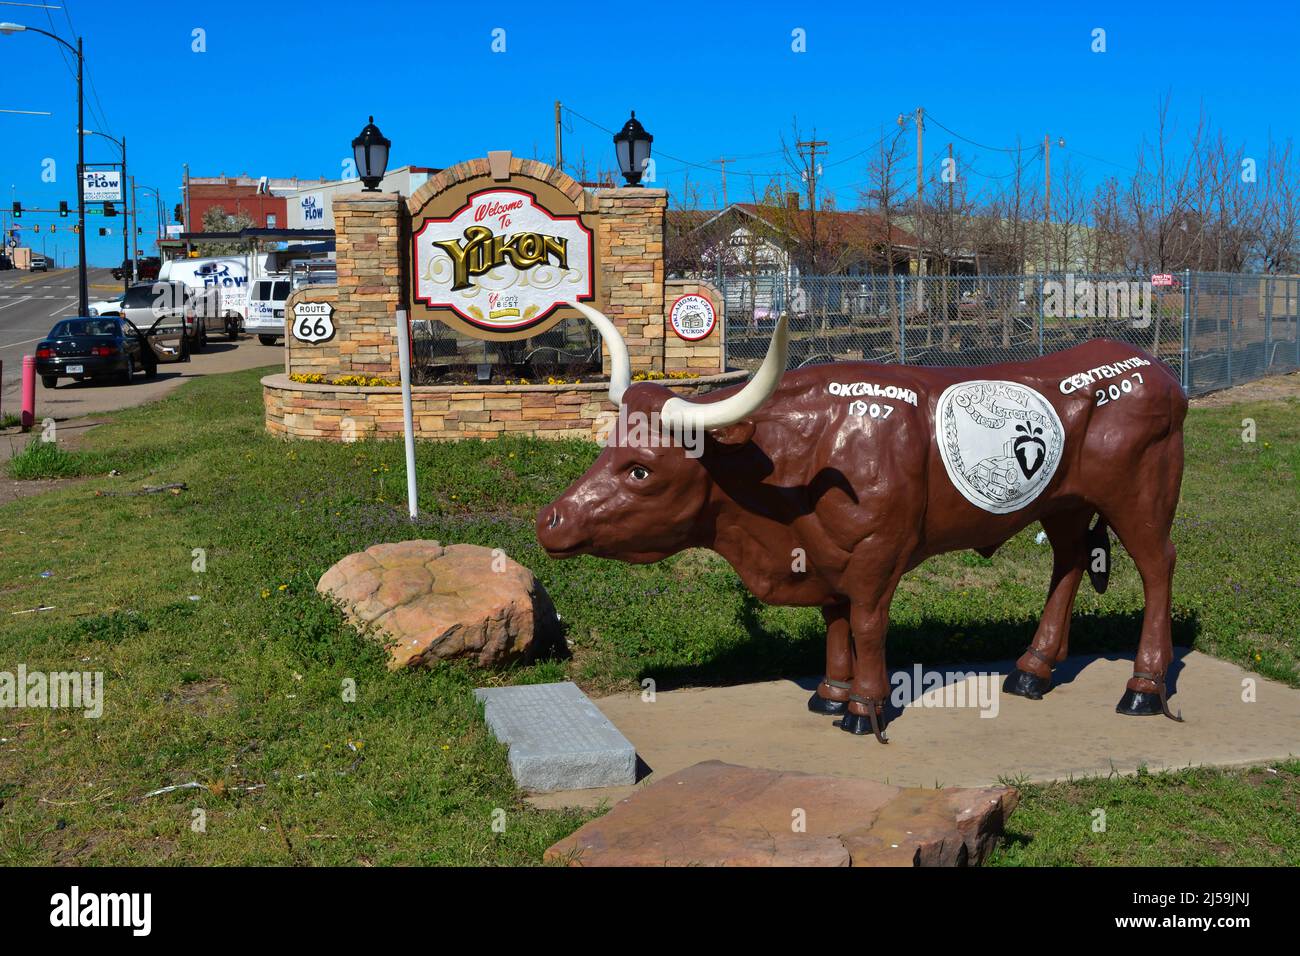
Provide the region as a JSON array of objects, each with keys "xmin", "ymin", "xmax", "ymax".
[
  {"xmin": 669, "ymin": 293, "xmax": 716, "ymax": 341},
  {"xmin": 935, "ymin": 380, "xmax": 1065, "ymax": 514}
]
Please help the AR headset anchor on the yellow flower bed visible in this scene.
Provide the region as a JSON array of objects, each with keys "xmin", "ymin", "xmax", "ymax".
[
  {"xmin": 289, "ymin": 373, "xmax": 398, "ymax": 387},
  {"xmin": 632, "ymin": 370, "xmax": 698, "ymax": 381}
]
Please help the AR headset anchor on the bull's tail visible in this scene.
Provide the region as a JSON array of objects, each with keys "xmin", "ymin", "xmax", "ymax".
[{"xmin": 1087, "ymin": 515, "xmax": 1110, "ymax": 594}]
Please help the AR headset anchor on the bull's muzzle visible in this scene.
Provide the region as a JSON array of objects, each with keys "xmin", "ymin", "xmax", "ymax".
[{"xmin": 536, "ymin": 502, "xmax": 583, "ymax": 557}]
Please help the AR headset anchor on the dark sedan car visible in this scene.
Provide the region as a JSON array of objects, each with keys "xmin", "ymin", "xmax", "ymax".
[{"xmin": 34, "ymin": 316, "xmax": 180, "ymax": 388}]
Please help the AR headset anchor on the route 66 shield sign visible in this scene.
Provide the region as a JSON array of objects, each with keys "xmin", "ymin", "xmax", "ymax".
[
  {"xmin": 292, "ymin": 302, "xmax": 335, "ymax": 344},
  {"xmin": 935, "ymin": 380, "xmax": 1065, "ymax": 514}
]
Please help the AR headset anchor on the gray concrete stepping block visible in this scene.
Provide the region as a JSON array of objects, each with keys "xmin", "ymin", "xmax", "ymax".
[{"xmin": 474, "ymin": 681, "xmax": 636, "ymax": 792}]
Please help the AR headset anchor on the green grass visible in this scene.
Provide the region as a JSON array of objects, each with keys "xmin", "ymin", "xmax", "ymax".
[
  {"xmin": 7, "ymin": 440, "xmax": 85, "ymax": 479},
  {"xmin": 990, "ymin": 761, "xmax": 1300, "ymax": 865},
  {"xmin": 0, "ymin": 365, "xmax": 1297, "ymax": 865}
]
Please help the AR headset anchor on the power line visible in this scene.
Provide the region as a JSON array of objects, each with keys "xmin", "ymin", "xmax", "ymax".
[
  {"xmin": 924, "ymin": 112, "xmax": 1026, "ymax": 154},
  {"xmin": 69, "ymin": 5, "xmax": 112, "ymax": 134}
]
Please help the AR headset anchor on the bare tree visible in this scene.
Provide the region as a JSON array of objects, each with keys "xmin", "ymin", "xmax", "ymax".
[{"xmin": 1259, "ymin": 139, "xmax": 1300, "ymax": 273}]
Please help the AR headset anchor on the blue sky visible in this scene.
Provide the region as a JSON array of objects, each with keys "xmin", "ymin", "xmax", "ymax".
[{"xmin": 2, "ymin": 0, "xmax": 1296, "ymax": 266}]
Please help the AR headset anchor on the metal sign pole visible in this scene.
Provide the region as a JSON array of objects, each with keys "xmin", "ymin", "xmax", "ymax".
[{"xmin": 394, "ymin": 308, "xmax": 419, "ymax": 520}]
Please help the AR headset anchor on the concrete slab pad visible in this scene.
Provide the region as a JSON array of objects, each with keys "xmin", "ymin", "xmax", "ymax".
[
  {"xmin": 475, "ymin": 681, "xmax": 636, "ymax": 791},
  {"xmin": 544, "ymin": 760, "xmax": 1018, "ymax": 866},
  {"xmin": 529, "ymin": 650, "xmax": 1300, "ymax": 809}
]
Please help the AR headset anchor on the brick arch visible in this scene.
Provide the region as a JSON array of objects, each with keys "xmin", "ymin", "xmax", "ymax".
[{"xmin": 405, "ymin": 155, "xmax": 597, "ymax": 216}]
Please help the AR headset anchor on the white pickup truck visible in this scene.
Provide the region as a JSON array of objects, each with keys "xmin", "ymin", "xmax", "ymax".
[{"xmin": 245, "ymin": 277, "xmax": 292, "ymax": 345}]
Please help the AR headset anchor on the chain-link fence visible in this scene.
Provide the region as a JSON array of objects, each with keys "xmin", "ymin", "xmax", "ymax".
[{"xmin": 719, "ymin": 270, "xmax": 1300, "ymax": 396}]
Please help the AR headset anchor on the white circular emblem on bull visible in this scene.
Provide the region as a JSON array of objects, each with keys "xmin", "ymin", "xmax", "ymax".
[{"xmin": 935, "ymin": 380, "xmax": 1065, "ymax": 514}]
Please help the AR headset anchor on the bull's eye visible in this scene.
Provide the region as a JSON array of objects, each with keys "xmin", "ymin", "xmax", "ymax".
[{"xmin": 629, "ymin": 465, "xmax": 650, "ymax": 481}]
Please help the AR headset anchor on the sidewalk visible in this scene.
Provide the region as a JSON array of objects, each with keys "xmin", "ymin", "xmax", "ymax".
[{"xmin": 530, "ymin": 650, "xmax": 1300, "ymax": 808}]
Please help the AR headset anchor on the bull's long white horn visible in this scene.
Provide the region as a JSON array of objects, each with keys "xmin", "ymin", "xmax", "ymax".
[
  {"xmin": 660, "ymin": 315, "xmax": 789, "ymax": 432},
  {"xmin": 570, "ymin": 300, "xmax": 631, "ymax": 405}
]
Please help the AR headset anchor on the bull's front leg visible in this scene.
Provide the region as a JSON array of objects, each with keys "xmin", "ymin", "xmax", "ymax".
[
  {"xmin": 808, "ymin": 602, "xmax": 852, "ymax": 716},
  {"xmin": 837, "ymin": 579, "xmax": 903, "ymax": 744}
]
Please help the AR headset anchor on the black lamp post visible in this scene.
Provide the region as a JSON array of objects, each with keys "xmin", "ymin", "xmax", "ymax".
[
  {"xmin": 613, "ymin": 111, "xmax": 653, "ymax": 187},
  {"xmin": 1, "ymin": 21, "xmax": 87, "ymax": 316},
  {"xmin": 352, "ymin": 116, "xmax": 391, "ymax": 192}
]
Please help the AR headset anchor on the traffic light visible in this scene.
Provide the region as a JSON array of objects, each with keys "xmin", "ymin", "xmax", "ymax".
[
  {"xmin": 104, "ymin": 202, "xmax": 117, "ymax": 217},
  {"xmin": 98, "ymin": 227, "xmax": 107, "ymax": 236},
  {"xmin": 72, "ymin": 225, "xmax": 80, "ymax": 234},
  {"xmin": 174, "ymin": 203, "xmax": 184, "ymax": 224},
  {"xmin": 11, "ymin": 201, "xmax": 20, "ymax": 218},
  {"xmin": 50, "ymin": 225, "xmax": 57, "ymax": 233},
  {"xmin": 32, "ymin": 225, "xmax": 40, "ymax": 234},
  {"xmin": 59, "ymin": 201, "xmax": 69, "ymax": 217}
]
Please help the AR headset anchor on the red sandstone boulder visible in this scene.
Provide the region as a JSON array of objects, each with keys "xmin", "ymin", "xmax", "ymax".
[{"xmin": 317, "ymin": 540, "xmax": 559, "ymax": 668}]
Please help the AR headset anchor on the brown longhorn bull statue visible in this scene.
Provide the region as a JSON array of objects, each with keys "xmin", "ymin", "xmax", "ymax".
[{"xmin": 537, "ymin": 302, "xmax": 1187, "ymax": 742}]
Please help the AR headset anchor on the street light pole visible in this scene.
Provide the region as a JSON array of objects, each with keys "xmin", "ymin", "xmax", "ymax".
[
  {"xmin": 82, "ymin": 129, "xmax": 129, "ymax": 291},
  {"xmin": 1, "ymin": 22, "xmax": 90, "ymax": 315},
  {"xmin": 75, "ymin": 35, "xmax": 87, "ymax": 315}
]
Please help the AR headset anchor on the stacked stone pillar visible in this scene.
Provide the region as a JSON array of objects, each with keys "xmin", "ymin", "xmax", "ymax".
[
  {"xmin": 596, "ymin": 188, "xmax": 667, "ymax": 377},
  {"xmin": 285, "ymin": 191, "xmax": 406, "ymax": 378}
]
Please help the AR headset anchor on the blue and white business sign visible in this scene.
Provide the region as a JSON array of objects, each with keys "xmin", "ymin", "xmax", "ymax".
[
  {"xmin": 300, "ymin": 194, "xmax": 326, "ymax": 223},
  {"xmin": 83, "ymin": 170, "xmax": 122, "ymax": 203}
]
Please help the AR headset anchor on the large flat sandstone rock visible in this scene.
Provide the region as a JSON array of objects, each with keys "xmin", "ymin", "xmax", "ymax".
[
  {"xmin": 317, "ymin": 539, "xmax": 558, "ymax": 668},
  {"xmin": 545, "ymin": 760, "xmax": 1016, "ymax": 866}
]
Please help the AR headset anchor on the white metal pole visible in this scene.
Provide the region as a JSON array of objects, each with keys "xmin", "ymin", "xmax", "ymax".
[{"xmin": 394, "ymin": 308, "xmax": 418, "ymax": 519}]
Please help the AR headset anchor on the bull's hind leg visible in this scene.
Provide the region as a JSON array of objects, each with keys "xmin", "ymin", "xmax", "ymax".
[
  {"xmin": 809, "ymin": 603, "xmax": 852, "ymax": 715},
  {"xmin": 1004, "ymin": 509, "xmax": 1093, "ymax": 700},
  {"xmin": 1112, "ymin": 529, "xmax": 1181, "ymax": 718},
  {"xmin": 1109, "ymin": 432, "xmax": 1184, "ymax": 720}
]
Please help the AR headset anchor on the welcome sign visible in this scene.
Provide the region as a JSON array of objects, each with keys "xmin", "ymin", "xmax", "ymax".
[{"xmin": 410, "ymin": 171, "xmax": 598, "ymax": 341}]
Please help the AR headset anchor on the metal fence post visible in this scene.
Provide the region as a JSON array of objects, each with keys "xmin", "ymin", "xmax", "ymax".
[
  {"xmin": 1226, "ymin": 274, "xmax": 1234, "ymax": 387},
  {"xmin": 1181, "ymin": 269, "xmax": 1191, "ymax": 392},
  {"xmin": 1264, "ymin": 273, "xmax": 1273, "ymax": 373},
  {"xmin": 1037, "ymin": 274, "xmax": 1045, "ymax": 356},
  {"xmin": 897, "ymin": 275, "xmax": 906, "ymax": 364}
]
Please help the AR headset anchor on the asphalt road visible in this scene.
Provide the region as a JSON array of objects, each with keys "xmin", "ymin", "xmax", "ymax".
[{"xmin": 0, "ymin": 266, "xmax": 285, "ymax": 424}]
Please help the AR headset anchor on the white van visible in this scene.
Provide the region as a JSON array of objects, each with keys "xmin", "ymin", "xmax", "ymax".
[
  {"xmin": 246, "ymin": 276, "xmax": 293, "ymax": 345},
  {"xmin": 158, "ymin": 256, "xmax": 249, "ymax": 339}
]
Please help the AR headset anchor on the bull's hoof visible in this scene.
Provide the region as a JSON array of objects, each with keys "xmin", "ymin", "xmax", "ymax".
[
  {"xmin": 1003, "ymin": 668, "xmax": 1050, "ymax": 700},
  {"xmin": 835, "ymin": 711, "xmax": 889, "ymax": 741},
  {"xmin": 808, "ymin": 692, "xmax": 848, "ymax": 715},
  {"xmin": 1116, "ymin": 689, "xmax": 1163, "ymax": 716},
  {"xmin": 834, "ymin": 712, "xmax": 873, "ymax": 735}
]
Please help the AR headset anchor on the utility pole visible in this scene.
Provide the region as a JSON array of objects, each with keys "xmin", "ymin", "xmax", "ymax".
[
  {"xmin": 1042, "ymin": 135, "xmax": 1063, "ymax": 272},
  {"xmin": 554, "ymin": 101, "xmax": 563, "ymax": 172},
  {"xmin": 182, "ymin": 163, "xmax": 191, "ymax": 257},
  {"xmin": 711, "ymin": 157, "xmax": 735, "ymax": 207},
  {"xmin": 796, "ymin": 135, "xmax": 827, "ymax": 271},
  {"xmin": 915, "ymin": 107, "xmax": 925, "ymax": 281},
  {"xmin": 913, "ymin": 106, "xmax": 925, "ymax": 315},
  {"xmin": 121, "ymin": 136, "xmax": 130, "ymax": 289}
]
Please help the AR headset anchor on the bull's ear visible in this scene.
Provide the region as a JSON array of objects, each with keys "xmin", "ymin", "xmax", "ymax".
[{"xmin": 708, "ymin": 420, "xmax": 755, "ymax": 449}]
